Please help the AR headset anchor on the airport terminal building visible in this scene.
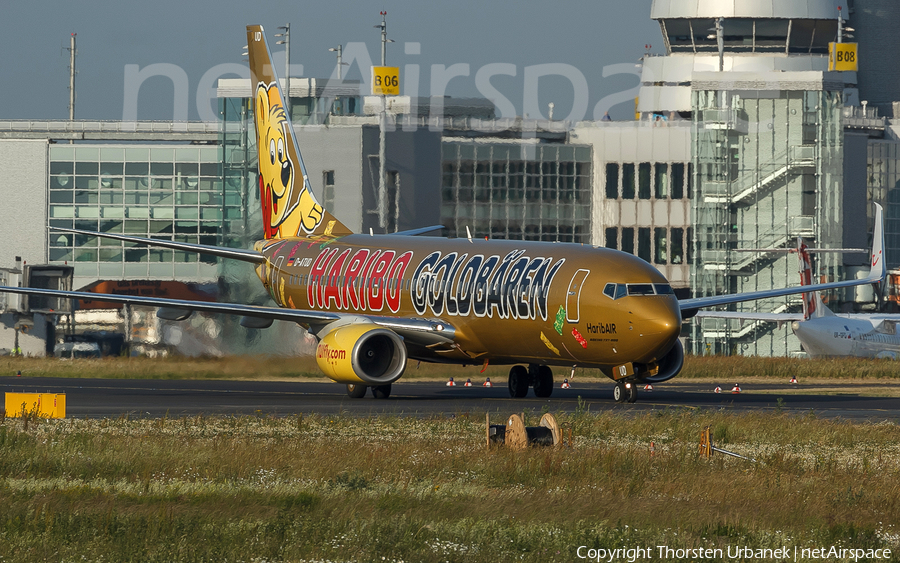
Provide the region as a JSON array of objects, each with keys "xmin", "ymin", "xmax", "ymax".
[{"xmin": 1, "ymin": 0, "xmax": 900, "ymax": 358}]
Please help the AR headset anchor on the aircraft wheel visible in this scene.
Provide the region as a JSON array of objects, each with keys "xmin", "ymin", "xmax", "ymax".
[
  {"xmin": 613, "ymin": 381, "xmax": 626, "ymax": 403},
  {"xmin": 626, "ymin": 383, "xmax": 638, "ymax": 404},
  {"xmin": 533, "ymin": 365, "xmax": 554, "ymax": 398},
  {"xmin": 371, "ymin": 384, "xmax": 392, "ymax": 399},
  {"xmin": 346, "ymin": 384, "xmax": 368, "ymax": 399},
  {"xmin": 508, "ymin": 365, "xmax": 529, "ymax": 398}
]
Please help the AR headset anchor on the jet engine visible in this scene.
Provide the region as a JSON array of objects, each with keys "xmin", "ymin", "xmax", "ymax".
[
  {"xmin": 315, "ymin": 323, "xmax": 407, "ymax": 385},
  {"xmin": 636, "ymin": 339, "xmax": 684, "ymax": 384}
]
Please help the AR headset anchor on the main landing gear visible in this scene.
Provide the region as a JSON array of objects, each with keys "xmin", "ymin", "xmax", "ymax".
[
  {"xmin": 507, "ymin": 364, "xmax": 554, "ymax": 398},
  {"xmin": 346, "ymin": 383, "xmax": 392, "ymax": 399},
  {"xmin": 613, "ymin": 380, "xmax": 638, "ymax": 404}
]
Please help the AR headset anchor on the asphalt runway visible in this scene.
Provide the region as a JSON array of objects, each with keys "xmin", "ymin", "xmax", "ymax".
[{"xmin": 1, "ymin": 376, "xmax": 899, "ymax": 420}]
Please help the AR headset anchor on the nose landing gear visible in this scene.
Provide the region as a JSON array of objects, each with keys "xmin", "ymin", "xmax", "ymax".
[{"xmin": 613, "ymin": 381, "xmax": 638, "ymax": 403}]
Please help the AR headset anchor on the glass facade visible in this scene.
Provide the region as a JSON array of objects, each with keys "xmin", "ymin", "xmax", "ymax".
[
  {"xmin": 440, "ymin": 143, "xmax": 592, "ymax": 242},
  {"xmin": 48, "ymin": 144, "xmax": 236, "ymax": 280},
  {"xmin": 868, "ymin": 141, "xmax": 900, "ymax": 268},
  {"xmin": 603, "ymin": 161, "xmax": 692, "ymax": 266},
  {"xmin": 660, "ymin": 18, "xmax": 837, "ymax": 54},
  {"xmin": 690, "ymin": 87, "xmax": 845, "ymax": 356}
]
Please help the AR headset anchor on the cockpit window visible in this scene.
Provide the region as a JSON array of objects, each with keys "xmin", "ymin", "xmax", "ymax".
[
  {"xmin": 606, "ymin": 283, "xmax": 673, "ymax": 299},
  {"xmin": 654, "ymin": 284, "xmax": 674, "ymax": 295},
  {"xmin": 627, "ymin": 284, "xmax": 655, "ymax": 296},
  {"xmin": 603, "ymin": 283, "xmax": 616, "ymax": 299}
]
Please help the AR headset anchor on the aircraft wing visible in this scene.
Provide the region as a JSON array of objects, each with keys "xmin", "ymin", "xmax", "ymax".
[
  {"xmin": 693, "ymin": 310, "xmax": 804, "ymax": 322},
  {"xmin": 678, "ymin": 274, "xmax": 882, "ymax": 318},
  {"xmin": 0, "ymin": 285, "xmax": 455, "ymax": 346},
  {"xmin": 680, "ymin": 203, "xmax": 886, "ymax": 319},
  {"xmin": 49, "ymin": 228, "xmax": 265, "ymax": 264},
  {"xmin": 393, "ymin": 225, "xmax": 445, "ymax": 236}
]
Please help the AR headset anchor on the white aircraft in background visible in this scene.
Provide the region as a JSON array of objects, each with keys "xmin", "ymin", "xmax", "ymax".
[{"xmin": 696, "ymin": 204, "xmax": 898, "ymax": 358}]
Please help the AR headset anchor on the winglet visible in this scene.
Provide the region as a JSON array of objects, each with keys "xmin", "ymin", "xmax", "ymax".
[{"xmin": 246, "ymin": 25, "xmax": 352, "ymax": 240}]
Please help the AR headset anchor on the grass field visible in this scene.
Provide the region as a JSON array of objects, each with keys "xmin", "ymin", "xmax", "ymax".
[
  {"xmin": 3, "ymin": 353, "xmax": 900, "ymax": 383},
  {"xmin": 1, "ymin": 408, "xmax": 899, "ymax": 562}
]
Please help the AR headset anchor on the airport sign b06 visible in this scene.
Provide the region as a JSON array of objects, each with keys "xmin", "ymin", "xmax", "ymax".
[{"xmin": 372, "ymin": 66, "xmax": 400, "ymax": 96}]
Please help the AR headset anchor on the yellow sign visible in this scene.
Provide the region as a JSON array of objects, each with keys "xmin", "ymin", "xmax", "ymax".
[
  {"xmin": 372, "ymin": 66, "xmax": 400, "ymax": 96},
  {"xmin": 828, "ymin": 42, "xmax": 858, "ymax": 71},
  {"xmin": 5, "ymin": 393, "xmax": 66, "ymax": 418}
]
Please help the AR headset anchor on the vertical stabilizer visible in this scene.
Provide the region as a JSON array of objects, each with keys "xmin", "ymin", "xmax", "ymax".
[
  {"xmin": 797, "ymin": 203, "xmax": 886, "ymax": 320},
  {"xmin": 797, "ymin": 240, "xmax": 820, "ymax": 320},
  {"xmin": 797, "ymin": 239, "xmax": 833, "ymax": 320},
  {"xmin": 246, "ymin": 25, "xmax": 352, "ymax": 240}
]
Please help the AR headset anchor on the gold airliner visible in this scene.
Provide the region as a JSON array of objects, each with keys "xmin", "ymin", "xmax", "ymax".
[{"xmin": 0, "ymin": 26, "xmax": 884, "ymax": 403}]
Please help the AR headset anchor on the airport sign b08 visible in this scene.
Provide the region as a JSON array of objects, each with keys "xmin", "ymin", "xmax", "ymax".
[
  {"xmin": 372, "ymin": 66, "xmax": 400, "ymax": 96},
  {"xmin": 828, "ymin": 42, "xmax": 858, "ymax": 72}
]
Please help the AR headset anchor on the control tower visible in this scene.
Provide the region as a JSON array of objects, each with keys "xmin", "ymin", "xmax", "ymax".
[
  {"xmin": 640, "ymin": 0, "xmax": 860, "ymax": 356},
  {"xmin": 640, "ymin": 0, "xmax": 857, "ymax": 117}
]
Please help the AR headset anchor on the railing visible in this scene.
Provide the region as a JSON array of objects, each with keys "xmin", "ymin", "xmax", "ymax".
[
  {"xmin": 0, "ymin": 120, "xmax": 237, "ymax": 134},
  {"xmin": 701, "ymin": 218, "xmax": 815, "ymax": 270},
  {"xmin": 702, "ymin": 145, "xmax": 816, "ymax": 205},
  {"xmin": 328, "ymin": 114, "xmax": 691, "ymax": 132}
]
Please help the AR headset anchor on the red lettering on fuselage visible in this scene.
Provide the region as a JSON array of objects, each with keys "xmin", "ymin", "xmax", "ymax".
[
  {"xmin": 386, "ymin": 251, "xmax": 413, "ymax": 312},
  {"xmin": 324, "ymin": 249, "xmax": 351, "ymax": 309},
  {"xmin": 367, "ymin": 250, "xmax": 395, "ymax": 312},
  {"xmin": 303, "ymin": 247, "xmax": 413, "ymax": 314},
  {"xmin": 308, "ymin": 248, "xmax": 337, "ymax": 308},
  {"xmin": 343, "ymin": 249, "xmax": 370, "ymax": 310}
]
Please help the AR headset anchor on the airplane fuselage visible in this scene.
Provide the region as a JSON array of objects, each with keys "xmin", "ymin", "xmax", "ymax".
[
  {"xmin": 793, "ymin": 315, "xmax": 900, "ymax": 359},
  {"xmin": 254, "ymin": 234, "xmax": 682, "ymax": 375}
]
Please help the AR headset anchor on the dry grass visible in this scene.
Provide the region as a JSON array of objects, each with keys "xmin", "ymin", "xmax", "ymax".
[
  {"xmin": 4, "ymin": 353, "xmax": 900, "ymax": 385},
  {"xmin": 0, "ymin": 410, "xmax": 898, "ymax": 561}
]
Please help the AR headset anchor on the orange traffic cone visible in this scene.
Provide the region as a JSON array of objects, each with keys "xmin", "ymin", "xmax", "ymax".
[
  {"xmin": 649, "ymin": 441, "xmax": 656, "ymax": 457},
  {"xmin": 446, "ymin": 377, "xmax": 456, "ymax": 387},
  {"xmin": 790, "ymin": 376, "xmax": 798, "ymax": 384},
  {"xmin": 464, "ymin": 378, "xmax": 473, "ymax": 387},
  {"xmin": 483, "ymin": 378, "xmax": 492, "ymax": 387},
  {"xmin": 560, "ymin": 378, "xmax": 571, "ymax": 389},
  {"xmin": 731, "ymin": 383, "xmax": 741, "ymax": 394},
  {"xmin": 714, "ymin": 386, "xmax": 721, "ymax": 393},
  {"xmin": 644, "ymin": 384, "xmax": 653, "ymax": 391}
]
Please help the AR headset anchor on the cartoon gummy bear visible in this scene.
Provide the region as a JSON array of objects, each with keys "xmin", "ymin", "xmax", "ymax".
[{"xmin": 254, "ymin": 81, "xmax": 324, "ymax": 238}]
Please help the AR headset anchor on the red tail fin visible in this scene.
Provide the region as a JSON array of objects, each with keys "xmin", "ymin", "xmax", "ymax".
[{"xmin": 797, "ymin": 239, "xmax": 816, "ymax": 320}]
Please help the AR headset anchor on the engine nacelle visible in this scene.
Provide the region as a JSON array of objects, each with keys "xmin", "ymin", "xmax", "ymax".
[
  {"xmin": 316, "ymin": 323, "xmax": 407, "ymax": 385},
  {"xmin": 636, "ymin": 339, "xmax": 684, "ymax": 384}
]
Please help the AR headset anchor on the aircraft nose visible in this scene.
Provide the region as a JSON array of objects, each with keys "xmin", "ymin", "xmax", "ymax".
[{"xmin": 644, "ymin": 299, "xmax": 682, "ymax": 335}]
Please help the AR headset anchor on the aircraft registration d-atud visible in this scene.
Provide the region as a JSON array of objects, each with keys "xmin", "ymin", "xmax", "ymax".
[{"xmin": 0, "ymin": 26, "xmax": 885, "ymax": 402}]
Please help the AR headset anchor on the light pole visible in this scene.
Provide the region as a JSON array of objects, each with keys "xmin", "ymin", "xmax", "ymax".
[
  {"xmin": 328, "ymin": 45, "xmax": 345, "ymax": 80},
  {"xmin": 373, "ymin": 12, "xmax": 395, "ymax": 230},
  {"xmin": 275, "ymin": 24, "xmax": 290, "ymax": 118},
  {"xmin": 373, "ymin": 11, "xmax": 394, "ymax": 67}
]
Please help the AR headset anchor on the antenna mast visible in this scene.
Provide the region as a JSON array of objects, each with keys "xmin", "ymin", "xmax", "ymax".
[{"xmin": 68, "ymin": 34, "xmax": 76, "ymax": 120}]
